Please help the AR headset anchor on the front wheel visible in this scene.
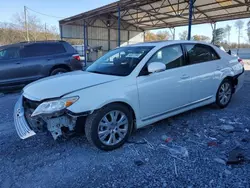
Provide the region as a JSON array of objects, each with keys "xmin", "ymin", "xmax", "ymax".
[
  {"xmin": 85, "ymin": 104, "xmax": 133, "ymax": 150},
  {"xmin": 216, "ymin": 79, "xmax": 233, "ymax": 108}
]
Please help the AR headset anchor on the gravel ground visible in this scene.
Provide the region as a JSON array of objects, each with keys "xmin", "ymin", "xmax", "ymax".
[{"xmin": 0, "ymin": 63, "xmax": 250, "ymax": 188}]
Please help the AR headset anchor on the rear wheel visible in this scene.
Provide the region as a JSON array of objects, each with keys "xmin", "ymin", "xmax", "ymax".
[
  {"xmin": 85, "ymin": 104, "xmax": 133, "ymax": 150},
  {"xmin": 216, "ymin": 79, "xmax": 233, "ymax": 108},
  {"xmin": 50, "ymin": 68, "xmax": 68, "ymax": 76}
]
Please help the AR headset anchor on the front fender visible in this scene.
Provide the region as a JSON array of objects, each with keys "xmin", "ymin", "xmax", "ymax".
[{"xmin": 65, "ymin": 79, "xmax": 140, "ymax": 120}]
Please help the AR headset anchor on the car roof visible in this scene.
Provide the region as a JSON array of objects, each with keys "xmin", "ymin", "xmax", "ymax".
[
  {"xmin": 0, "ymin": 40, "xmax": 66, "ymax": 49},
  {"xmin": 128, "ymin": 40, "xmax": 215, "ymax": 47}
]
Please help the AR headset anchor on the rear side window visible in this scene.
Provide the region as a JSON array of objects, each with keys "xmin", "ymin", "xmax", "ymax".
[
  {"xmin": 0, "ymin": 47, "xmax": 20, "ymax": 60},
  {"xmin": 185, "ymin": 44, "xmax": 220, "ymax": 64},
  {"xmin": 21, "ymin": 43, "xmax": 66, "ymax": 58}
]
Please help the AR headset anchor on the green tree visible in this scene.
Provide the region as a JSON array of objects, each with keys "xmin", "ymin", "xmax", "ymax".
[
  {"xmin": 212, "ymin": 28, "xmax": 225, "ymax": 45},
  {"xmin": 156, "ymin": 30, "xmax": 170, "ymax": 40},
  {"xmin": 234, "ymin": 20, "xmax": 244, "ymax": 47},
  {"xmin": 192, "ymin": 35, "xmax": 211, "ymax": 42},
  {"xmin": 179, "ymin": 30, "xmax": 188, "ymax": 40},
  {"xmin": 247, "ymin": 20, "xmax": 250, "ymax": 43},
  {"xmin": 225, "ymin": 24, "xmax": 232, "ymax": 44}
]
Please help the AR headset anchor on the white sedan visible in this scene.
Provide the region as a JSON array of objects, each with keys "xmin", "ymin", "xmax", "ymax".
[{"xmin": 14, "ymin": 41, "xmax": 244, "ymax": 150}]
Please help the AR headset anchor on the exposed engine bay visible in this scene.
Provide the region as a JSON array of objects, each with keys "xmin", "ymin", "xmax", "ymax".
[{"xmin": 23, "ymin": 97, "xmax": 78, "ymax": 140}]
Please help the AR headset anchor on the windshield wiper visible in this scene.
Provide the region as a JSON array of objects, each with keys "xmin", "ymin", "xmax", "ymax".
[
  {"xmin": 88, "ymin": 70, "xmax": 107, "ymax": 75},
  {"xmin": 88, "ymin": 70, "xmax": 124, "ymax": 76}
]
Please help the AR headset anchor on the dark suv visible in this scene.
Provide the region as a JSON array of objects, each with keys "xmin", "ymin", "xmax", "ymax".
[{"xmin": 0, "ymin": 40, "xmax": 83, "ymax": 89}]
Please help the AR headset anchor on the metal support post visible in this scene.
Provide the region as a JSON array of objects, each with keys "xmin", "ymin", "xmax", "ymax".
[
  {"xmin": 187, "ymin": 0, "xmax": 193, "ymax": 40},
  {"xmin": 118, "ymin": 5, "xmax": 121, "ymax": 47},
  {"xmin": 84, "ymin": 21, "xmax": 87, "ymax": 67}
]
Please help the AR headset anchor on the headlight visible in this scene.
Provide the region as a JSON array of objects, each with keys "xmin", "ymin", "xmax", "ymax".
[{"xmin": 31, "ymin": 96, "xmax": 79, "ymax": 117}]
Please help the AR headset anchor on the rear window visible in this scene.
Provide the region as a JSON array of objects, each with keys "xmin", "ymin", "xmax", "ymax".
[{"xmin": 21, "ymin": 43, "xmax": 66, "ymax": 58}]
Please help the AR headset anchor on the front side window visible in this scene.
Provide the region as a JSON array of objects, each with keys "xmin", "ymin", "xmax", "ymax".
[
  {"xmin": 86, "ymin": 46, "xmax": 153, "ymax": 76},
  {"xmin": 0, "ymin": 47, "xmax": 20, "ymax": 60},
  {"xmin": 148, "ymin": 45, "xmax": 184, "ymax": 69},
  {"xmin": 185, "ymin": 44, "xmax": 220, "ymax": 64}
]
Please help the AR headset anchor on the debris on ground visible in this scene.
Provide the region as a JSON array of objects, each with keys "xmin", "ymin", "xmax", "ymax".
[
  {"xmin": 226, "ymin": 147, "xmax": 246, "ymax": 165},
  {"xmin": 207, "ymin": 141, "xmax": 218, "ymax": 147},
  {"xmin": 161, "ymin": 144, "xmax": 189, "ymax": 158},
  {"xmin": 224, "ymin": 169, "xmax": 232, "ymax": 175},
  {"xmin": 214, "ymin": 158, "xmax": 226, "ymax": 165},
  {"xmin": 134, "ymin": 159, "xmax": 144, "ymax": 166},
  {"xmin": 220, "ymin": 125, "xmax": 235, "ymax": 133},
  {"xmin": 161, "ymin": 135, "xmax": 173, "ymax": 143},
  {"xmin": 241, "ymin": 137, "xmax": 250, "ymax": 143},
  {"xmin": 173, "ymin": 159, "xmax": 178, "ymax": 177},
  {"xmin": 127, "ymin": 139, "xmax": 147, "ymax": 145}
]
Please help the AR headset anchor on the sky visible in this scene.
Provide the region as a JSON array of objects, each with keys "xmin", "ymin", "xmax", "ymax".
[{"xmin": 0, "ymin": 0, "xmax": 249, "ymax": 43}]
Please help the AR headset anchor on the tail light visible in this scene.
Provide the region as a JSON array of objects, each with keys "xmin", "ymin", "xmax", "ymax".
[
  {"xmin": 73, "ymin": 54, "xmax": 81, "ymax": 61},
  {"xmin": 238, "ymin": 58, "xmax": 244, "ymax": 66}
]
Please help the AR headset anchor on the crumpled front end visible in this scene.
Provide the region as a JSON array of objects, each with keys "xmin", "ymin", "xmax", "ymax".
[
  {"xmin": 14, "ymin": 96, "xmax": 36, "ymax": 139},
  {"xmin": 14, "ymin": 95, "xmax": 78, "ymax": 140}
]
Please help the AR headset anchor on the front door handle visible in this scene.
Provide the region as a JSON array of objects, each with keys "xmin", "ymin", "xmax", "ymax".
[
  {"xmin": 16, "ymin": 62, "xmax": 21, "ymax": 64},
  {"xmin": 181, "ymin": 74, "xmax": 190, "ymax": 79}
]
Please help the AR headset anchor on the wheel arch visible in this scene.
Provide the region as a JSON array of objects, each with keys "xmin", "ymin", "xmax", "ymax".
[
  {"xmin": 49, "ymin": 64, "xmax": 71, "ymax": 75},
  {"xmin": 97, "ymin": 100, "xmax": 137, "ymax": 131},
  {"xmin": 220, "ymin": 75, "xmax": 238, "ymax": 93}
]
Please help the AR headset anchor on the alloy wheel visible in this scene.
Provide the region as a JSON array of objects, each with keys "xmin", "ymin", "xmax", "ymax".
[
  {"xmin": 219, "ymin": 82, "xmax": 232, "ymax": 105},
  {"xmin": 98, "ymin": 110, "xmax": 129, "ymax": 146}
]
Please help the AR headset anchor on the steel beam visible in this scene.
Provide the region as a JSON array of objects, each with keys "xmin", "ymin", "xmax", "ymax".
[
  {"xmin": 187, "ymin": 0, "xmax": 193, "ymax": 40},
  {"xmin": 118, "ymin": 5, "xmax": 121, "ymax": 47},
  {"xmin": 83, "ymin": 21, "xmax": 87, "ymax": 67}
]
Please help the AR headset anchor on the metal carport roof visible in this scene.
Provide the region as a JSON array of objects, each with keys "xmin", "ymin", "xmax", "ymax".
[
  {"xmin": 59, "ymin": 0, "xmax": 250, "ymax": 65},
  {"xmin": 60, "ymin": 0, "xmax": 250, "ymax": 30}
]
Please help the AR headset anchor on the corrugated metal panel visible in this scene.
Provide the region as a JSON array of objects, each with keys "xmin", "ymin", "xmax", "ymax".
[
  {"xmin": 88, "ymin": 26, "xmax": 109, "ymax": 40},
  {"xmin": 110, "ymin": 41, "xmax": 118, "ymax": 49},
  {"xmin": 110, "ymin": 29, "xmax": 117, "ymax": 40},
  {"xmin": 61, "ymin": 25, "xmax": 83, "ymax": 39},
  {"xmin": 92, "ymin": 19, "xmax": 107, "ymax": 27},
  {"xmin": 129, "ymin": 31, "xmax": 144, "ymax": 43}
]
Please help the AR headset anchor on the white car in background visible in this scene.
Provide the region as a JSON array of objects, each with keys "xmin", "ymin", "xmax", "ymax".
[{"xmin": 14, "ymin": 41, "xmax": 244, "ymax": 150}]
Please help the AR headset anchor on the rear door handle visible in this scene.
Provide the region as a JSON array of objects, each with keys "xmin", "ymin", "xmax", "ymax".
[
  {"xmin": 16, "ymin": 62, "xmax": 21, "ymax": 64},
  {"xmin": 181, "ymin": 74, "xmax": 190, "ymax": 79}
]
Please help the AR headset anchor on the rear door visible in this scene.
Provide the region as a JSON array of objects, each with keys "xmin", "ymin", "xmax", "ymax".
[
  {"xmin": 20, "ymin": 43, "xmax": 55, "ymax": 80},
  {"xmin": 0, "ymin": 46, "xmax": 24, "ymax": 85},
  {"xmin": 183, "ymin": 43, "xmax": 221, "ymax": 102}
]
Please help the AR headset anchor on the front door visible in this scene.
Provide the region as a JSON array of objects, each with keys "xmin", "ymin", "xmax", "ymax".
[
  {"xmin": 137, "ymin": 44, "xmax": 192, "ymax": 120},
  {"xmin": 0, "ymin": 46, "xmax": 23, "ymax": 86}
]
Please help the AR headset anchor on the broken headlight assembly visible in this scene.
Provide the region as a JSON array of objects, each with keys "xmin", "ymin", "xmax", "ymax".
[{"xmin": 31, "ymin": 96, "xmax": 79, "ymax": 117}]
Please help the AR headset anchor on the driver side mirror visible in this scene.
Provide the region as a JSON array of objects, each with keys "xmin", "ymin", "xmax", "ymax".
[{"xmin": 147, "ymin": 62, "xmax": 166, "ymax": 74}]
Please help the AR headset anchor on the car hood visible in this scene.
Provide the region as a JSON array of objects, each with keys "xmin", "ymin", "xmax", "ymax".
[{"xmin": 23, "ymin": 71, "xmax": 121, "ymax": 101}]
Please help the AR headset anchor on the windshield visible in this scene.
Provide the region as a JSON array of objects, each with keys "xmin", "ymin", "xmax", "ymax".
[{"xmin": 86, "ymin": 46, "xmax": 153, "ymax": 76}]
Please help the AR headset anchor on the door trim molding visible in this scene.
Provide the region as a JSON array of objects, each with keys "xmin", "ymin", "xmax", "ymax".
[{"xmin": 141, "ymin": 96, "xmax": 213, "ymax": 122}]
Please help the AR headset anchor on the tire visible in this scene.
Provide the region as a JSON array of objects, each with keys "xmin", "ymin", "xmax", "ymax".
[
  {"xmin": 85, "ymin": 104, "xmax": 133, "ymax": 151},
  {"xmin": 50, "ymin": 68, "xmax": 68, "ymax": 76},
  {"xmin": 216, "ymin": 79, "xmax": 233, "ymax": 108}
]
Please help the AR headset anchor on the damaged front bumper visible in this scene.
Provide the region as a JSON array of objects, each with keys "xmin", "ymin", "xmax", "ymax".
[
  {"xmin": 14, "ymin": 96, "xmax": 36, "ymax": 139},
  {"xmin": 14, "ymin": 95, "xmax": 78, "ymax": 140}
]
